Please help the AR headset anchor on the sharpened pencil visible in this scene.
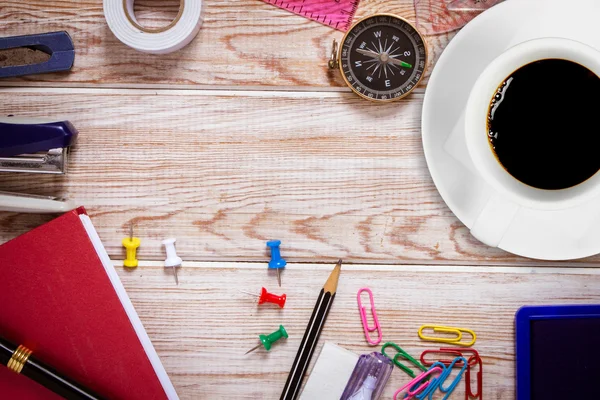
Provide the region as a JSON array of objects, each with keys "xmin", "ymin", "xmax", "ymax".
[{"xmin": 280, "ymin": 260, "xmax": 342, "ymax": 400}]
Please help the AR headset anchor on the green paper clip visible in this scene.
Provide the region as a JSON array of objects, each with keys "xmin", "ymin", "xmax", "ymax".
[{"xmin": 381, "ymin": 342, "xmax": 428, "ymax": 378}]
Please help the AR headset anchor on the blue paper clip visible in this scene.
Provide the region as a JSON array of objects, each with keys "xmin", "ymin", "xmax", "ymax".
[
  {"xmin": 0, "ymin": 31, "xmax": 75, "ymax": 78},
  {"xmin": 357, "ymin": 288, "xmax": 382, "ymax": 345},
  {"xmin": 437, "ymin": 356, "xmax": 468, "ymax": 400},
  {"xmin": 413, "ymin": 362, "xmax": 446, "ymax": 400}
]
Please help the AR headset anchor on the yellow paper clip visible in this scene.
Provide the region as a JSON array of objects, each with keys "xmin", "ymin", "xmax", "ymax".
[{"xmin": 418, "ymin": 325, "xmax": 476, "ymax": 347}]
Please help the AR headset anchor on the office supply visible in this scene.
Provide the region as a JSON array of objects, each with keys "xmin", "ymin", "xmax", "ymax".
[
  {"xmin": 381, "ymin": 342, "xmax": 427, "ymax": 378},
  {"xmin": 439, "ymin": 348, "xmax": 482, "ymax": 400},
  {"xmin": 347, "ymin": 375, "xmax": 376, "ymax": 400},
  {"xmin": 260, "ymin": 0, "xmax": 360, "ymax": 31},
  {"xmin": 162, "ymin": 238, "xmax": 182, "ymax": 284},
  {"xmin": 515, "ymin": 304, "xmax": 600, "ymax": 399},
  {"xmin": 245, "ymin": 325, "xmax": 288, "ymax": 355},
  {"xmin": 410, "ymin": 361, "xmax": 446, "ymax": 400},
  {"xmin": 122, "ymin": 224, "xmax": 140, "ymax": 268},
  {"xmin": 328, "ymin": 14, "xmax": 427, "ymax": 103},
  {"xmin": 420, "ymin": 349, "xmax": 464, "ymax": 366},
  {"xmin": 437, "ymin": 356, "xmax": 468, "ymax": 399},
  {"xmin": 0, "ymin": 118, "xmax": 77, "ymax": 174},
  {"xmin": 267, "ymin": 240, "xmax": 286, "ymax": 287},
  {"xmin": 299, "ymin": 343, "xmax": 359, "ymax": 400},
  {"xmin": 280, "ymin": 259, "xmax": 342, "ymax": 400},
  {"xmin": 103, "ymin": 0, "xmax": 203, "ymax": 54},
  {"xmin": 357, "ymin": 288, "xmax": 382, "ymax": 345},
  {"xmin": 240, "ymin": 287, "xmax": 287, "ymax": 308},
  {"xmin": 340, "ymin": 352, "xmax": 393, "ymax": 400},
  {"xmin": 421, "ymin": 348, "xmax": 482, "ymax": 400},
  {"xmin": 0, "ymin": 191, "xmax": 75, "ymax": 214},
  {"xmin": 0, "ymin": 208, "xmax": 177, "ymax": 399},
  {"xmin": 0, "ymin": 32, "xmax": 74, "ymax": 78},
  {"xmin": 464, "ymin": 353, "xmax": 482, "ymax": 400},
  {"xmin": 0, "ymin": 337, "xmax": 103, "ymax": 400},
  {"xmin": 0, "ymin": 118, "xmax": 78, "ymax": 212},
  {"xmin": 392, "ymin": 365, "xmax": 443, "ymax": 400},
  {"xmin": 418, "ymin": 325, "xmax": 476, "ymax": 346}
]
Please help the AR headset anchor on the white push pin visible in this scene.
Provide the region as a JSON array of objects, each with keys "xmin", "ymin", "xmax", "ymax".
[{"xmin": 162, "ymin": 238, "xmax": 182, "ymax": 285}]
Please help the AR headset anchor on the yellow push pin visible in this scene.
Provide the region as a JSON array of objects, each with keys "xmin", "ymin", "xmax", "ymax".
[{"xmin": 122, "ymin": 224, "xmax": 140, "ymax": 268}]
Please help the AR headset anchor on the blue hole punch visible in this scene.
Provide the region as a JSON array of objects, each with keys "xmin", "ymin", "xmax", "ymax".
[{"xmin": 267, "ymin": 240, "xmax": 286, "ymax": 287}]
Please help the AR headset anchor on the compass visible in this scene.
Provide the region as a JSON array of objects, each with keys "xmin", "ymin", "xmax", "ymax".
[{"xmin": 330, "ymin": 14, "xmax": 428, "ymax": 102}]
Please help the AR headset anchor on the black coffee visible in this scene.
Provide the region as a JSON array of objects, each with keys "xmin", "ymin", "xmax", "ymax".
[{"xmin": 487, "ymin": 59, "xmax": 600, "ymax": 190}]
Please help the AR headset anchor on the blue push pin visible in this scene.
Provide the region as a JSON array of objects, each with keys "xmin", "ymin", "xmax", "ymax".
[{"xmin": 267, "ymin": 240, "xmax": 286, "ymax": 287}]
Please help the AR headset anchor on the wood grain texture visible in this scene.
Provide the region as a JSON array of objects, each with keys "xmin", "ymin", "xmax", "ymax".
[
  {"xmin": 2, "ymin": 2, "xmax": 599, "ymax": 399},
  {"xmin": 122, "ymin": 262, "xmax": 600, "ymax": 399},
  {"xmin": 0, "ymin": 0, "xmax": 453, "ymax": 88},
  {"xmin": 3, "ymin": 87, "xmax": 599, "ymax": 265}
]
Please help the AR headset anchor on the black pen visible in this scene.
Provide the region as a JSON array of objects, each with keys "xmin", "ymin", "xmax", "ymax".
[{"xmin": 0, "ymin": 335, "xmax": 104, "ymax": 400}]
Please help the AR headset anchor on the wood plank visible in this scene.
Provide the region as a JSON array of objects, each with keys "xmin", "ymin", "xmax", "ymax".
[
  {"xmin": 0, "ymin": 0, "xmax": 453, "ymax": 88},
  {"xmin": 120, "ymin": 261, "xmax": 600, "ymax": 399},
  {"xmin": 1, "ymin": 87, "xmax": 599, "ymax": 266}
]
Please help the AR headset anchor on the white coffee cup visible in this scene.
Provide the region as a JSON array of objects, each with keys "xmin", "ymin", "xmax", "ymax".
[{"xmin": 465, "ymin": 37, "xmax": 600, "ymax": 248}]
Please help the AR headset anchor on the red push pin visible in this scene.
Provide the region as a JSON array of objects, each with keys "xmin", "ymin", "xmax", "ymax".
[{"xmin": 240, "ymin": 287, "xmax": 286, "ymax": 308}]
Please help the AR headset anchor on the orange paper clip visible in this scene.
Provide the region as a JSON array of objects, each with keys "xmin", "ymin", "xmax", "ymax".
[
  {"xmin": 357, "ymin": 288, "xmax": 382, "ymax": 345},
  {"xmin": 418, "ymin": 325, "xmax": 476, "ymax": 347}
]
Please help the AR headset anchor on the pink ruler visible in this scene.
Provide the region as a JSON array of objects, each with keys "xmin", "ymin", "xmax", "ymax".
[{"xmin": 261, "ymin": 0, "xmax": 361, "ymax": 31}]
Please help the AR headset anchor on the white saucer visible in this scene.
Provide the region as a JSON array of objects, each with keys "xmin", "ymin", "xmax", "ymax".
[{"xmin": 422, "ymin": 0, "xmax": 600, "ymax": 260}]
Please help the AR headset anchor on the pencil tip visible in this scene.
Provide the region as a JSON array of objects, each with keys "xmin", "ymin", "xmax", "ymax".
[{"xmin": 323, "ymin": 259, "xmax": 343, "ymax": 293}]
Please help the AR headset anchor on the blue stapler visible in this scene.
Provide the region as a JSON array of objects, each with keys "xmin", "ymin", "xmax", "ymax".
[{"xmin": 0, "ymin": 119, "xmax": 78, "ymax": 212}]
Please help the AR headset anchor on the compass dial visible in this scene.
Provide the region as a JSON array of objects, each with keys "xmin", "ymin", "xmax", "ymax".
[{"xmin": 339, "ymin": 14, "xmax": 427, "ymax": 102}]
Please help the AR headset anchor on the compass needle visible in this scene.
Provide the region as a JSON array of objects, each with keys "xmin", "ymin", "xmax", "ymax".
[
  {"xmin": 356, "ymin": 48, "xmax": 381, "ymax": 59},
  {"xmin": 389, "ymin": 45, "xmax": 401, "ymax": 56},
  {"xmin": 389, "ymin": 58, "xmax": 413, "ymax": 69},
  {"xmin": 386, "ymin": 41, "xmax": 395, "ymax": 54}
]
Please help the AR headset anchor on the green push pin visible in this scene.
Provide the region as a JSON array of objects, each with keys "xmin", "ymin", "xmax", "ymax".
[{"xmin": 245, "ymin": 325, "xmax": 288, "ymax": 355}]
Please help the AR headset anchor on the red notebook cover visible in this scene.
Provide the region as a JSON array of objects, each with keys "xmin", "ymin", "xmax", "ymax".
[{"xmin": 0, "ymin": 208, "xmax": 176, "ymax": 399}]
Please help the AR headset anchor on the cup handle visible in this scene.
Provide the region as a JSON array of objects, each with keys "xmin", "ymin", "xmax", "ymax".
[{"xmin": 470, "ymin": 193, "xmax": 520, "ymax": 248}]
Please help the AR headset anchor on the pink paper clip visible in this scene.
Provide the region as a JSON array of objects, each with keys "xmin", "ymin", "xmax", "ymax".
[
  {"xmin": 357, "ymin": 288, "xmax": 382, "ymax": 345},
  {"xmin": 393, "ymin": 366, "xmax": 443, "ymax": 400}
]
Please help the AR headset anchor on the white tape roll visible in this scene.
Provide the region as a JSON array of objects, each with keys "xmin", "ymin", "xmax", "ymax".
[{"xmin": 104, "ymin": 0, "xmax": 203, "ymax": 54}]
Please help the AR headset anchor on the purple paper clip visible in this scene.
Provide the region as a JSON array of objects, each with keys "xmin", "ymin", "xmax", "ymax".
[{"xmin": 357, "ymin": 288, "xmax": 382, "ymax": 346}]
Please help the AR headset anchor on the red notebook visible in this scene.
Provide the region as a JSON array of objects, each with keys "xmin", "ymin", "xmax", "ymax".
[{"xmin": 0, "ymin": 208, "xmax": 177, "ymax": 399}]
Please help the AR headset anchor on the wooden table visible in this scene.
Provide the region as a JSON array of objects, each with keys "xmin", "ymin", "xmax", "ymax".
[{"xmin": 1, "ymin": 1, "xmax": 599, "ymax": 398}]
